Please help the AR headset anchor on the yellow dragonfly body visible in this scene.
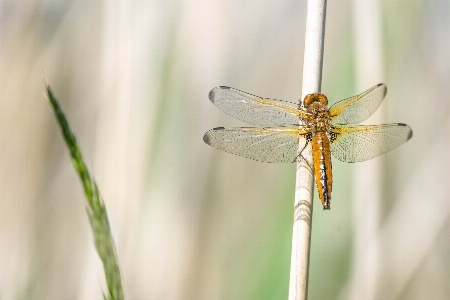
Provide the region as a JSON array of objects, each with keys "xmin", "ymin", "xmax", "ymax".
[{"xmin": 203, "ymin": 84, "xmax": 413, "ymax": 209}]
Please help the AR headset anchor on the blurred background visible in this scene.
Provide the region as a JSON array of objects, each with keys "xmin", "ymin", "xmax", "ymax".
[{"xmin": 0, "ymin": 0, "xmax": 448, "ymax": 299}]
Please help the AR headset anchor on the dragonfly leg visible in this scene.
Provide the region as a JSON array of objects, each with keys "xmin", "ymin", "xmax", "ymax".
[{"xmin": 295, "ymin": 140, "xmax": 313, "ymax": 171}]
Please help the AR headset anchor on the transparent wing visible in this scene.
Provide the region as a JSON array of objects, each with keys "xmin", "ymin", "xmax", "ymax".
[
  {"xmin": 329, "ymin": 83, "xmax": 387, "ymax": 125},
  {"xmin": 330, "ymin": 123, "xmax": 413, "ymax": 162},
  {"xmin": 209, "ymin": 86, "xmax": 311, "ymax": 126},
  {"xmin": 203, "ymin": 126, "xmax": 311, "ymax": 163}
]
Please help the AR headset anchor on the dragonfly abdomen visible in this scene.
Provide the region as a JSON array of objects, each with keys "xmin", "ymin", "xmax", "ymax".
[{"xmin": 312, "ymin": 132, "xmax": 333, "ymax": 209}]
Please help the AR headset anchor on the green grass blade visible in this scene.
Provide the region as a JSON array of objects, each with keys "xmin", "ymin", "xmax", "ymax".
[{"xmin": 46, "ymin": 85, "xmax": 124, "ymax": 300}]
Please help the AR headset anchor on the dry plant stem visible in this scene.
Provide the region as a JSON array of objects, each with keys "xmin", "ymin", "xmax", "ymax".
[
  {"xmin": 288, "ymin": 1, "xmax": 327, "ymax": 300},
  {"xmin": 46, "ymin": 85, "xmax": 124, "ymax": 300}
]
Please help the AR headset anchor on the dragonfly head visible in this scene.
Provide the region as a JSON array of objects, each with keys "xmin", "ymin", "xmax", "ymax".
[{"xmin": 303, "ymin": 93, "xmax": 328, "ymax": 110}]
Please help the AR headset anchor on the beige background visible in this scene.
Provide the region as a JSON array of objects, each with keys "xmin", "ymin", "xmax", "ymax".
[{"xmin": 0, "ymin": 0, "xmax": 448, "ymax": 299}]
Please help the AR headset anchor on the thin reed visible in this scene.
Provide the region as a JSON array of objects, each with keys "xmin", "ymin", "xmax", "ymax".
[
  {"xmin": 289, "ymin": 1, "xmax": 327, "ymax": 299},
  {"xmin": 46, "ymin": 85, "xmax": 124, "ymax": 300}
]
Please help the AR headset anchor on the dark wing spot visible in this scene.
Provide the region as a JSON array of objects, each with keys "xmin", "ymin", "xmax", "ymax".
[
  {"xmin": 398, "ymin": 123, "xmax": 407, "ymax": 126},
  {"xmin": 208, "ymin": 88, "xmax": 217, "ymax": 102},
  {"xmin": 213, "ymin": 127, "xmax": 225, "ymax": 130},
  {"xmin": 407, "ymin": 129, "xmax": 413, "ymax": 140},
  {"xmin": 380, "ymin": 83, "xmax": 387, "ymax": 97},
  {"xmin": 330, "ymin": 132, "xmax": 338, "ymax": 143},
  {"xmin": 375, "ymin": 83, "xmax": 387, "ymax": 98},
  {"xmin": 209, "ymin": 86, "xmax": 231, "ymax": 102},
  {"xmin": 203, "ymin": 132, "xmax": 211, "ymax": 145}
]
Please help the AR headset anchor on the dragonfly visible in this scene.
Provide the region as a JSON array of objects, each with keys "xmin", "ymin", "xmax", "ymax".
[{"xmin": 203, "ymin": 83, "xmax": 413, "ymax": 209}]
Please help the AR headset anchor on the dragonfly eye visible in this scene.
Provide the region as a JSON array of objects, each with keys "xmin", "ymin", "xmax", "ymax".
[{"xmin": 303, "ymin": 93, "xmax": 328, "ymax": 109}]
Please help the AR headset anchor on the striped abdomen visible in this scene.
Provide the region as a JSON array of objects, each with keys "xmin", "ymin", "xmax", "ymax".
[{"xmin": 312, "ymin": 132, "xmax": 333, "ymax": 209}]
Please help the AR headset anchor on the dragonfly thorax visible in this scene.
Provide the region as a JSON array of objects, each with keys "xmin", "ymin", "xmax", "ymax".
[{"xmin": 310, "ymin": 109, "xmax": 331, "ymax": 133}]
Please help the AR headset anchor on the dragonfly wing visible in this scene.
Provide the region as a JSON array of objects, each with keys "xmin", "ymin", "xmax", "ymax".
[
  {"xmin": 330, "ymin": 123, "xmax": 413, "ymax": 162},
  {"xmin": 203, "ymin": 126, "xmax": 311, "ymax": 163},
  {"xmin": 329, "ymin": 83, "xmax": 387, "ymax": 125},
  {"xmin": 209, "ymin": 86, "xmax": 311, "ymax": 126}
]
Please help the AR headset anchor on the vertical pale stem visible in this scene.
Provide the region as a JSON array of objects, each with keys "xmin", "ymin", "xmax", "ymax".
[{"xmin": 288, "ymin": 1, "xmax": 327, "ymax": 300}]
